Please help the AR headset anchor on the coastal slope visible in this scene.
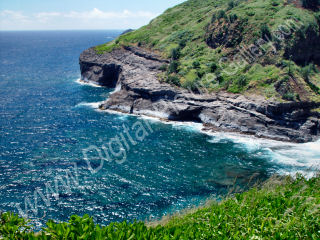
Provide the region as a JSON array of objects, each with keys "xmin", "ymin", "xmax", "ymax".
[
  {"xmin": 79, "ymin": 0, "xmax": 320, "ymax": 142},
  {"xmin": 80, "ymin": 46, "xmax": 320, "ymax": 142}
]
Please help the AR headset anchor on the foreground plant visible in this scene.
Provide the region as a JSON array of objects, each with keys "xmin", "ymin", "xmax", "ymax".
[
  {"xmin": 1, "ymin": 174, "xmax": 319, "ymax": 239},
  {"xmin": 0, "ymin": 212, "xmax": 33, "ymax": 239}
]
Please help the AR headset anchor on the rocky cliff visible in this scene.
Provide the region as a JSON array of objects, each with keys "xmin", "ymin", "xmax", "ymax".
[{"xmin": 79, "ymin": 46, "xmax": 320, "ymax": 143}]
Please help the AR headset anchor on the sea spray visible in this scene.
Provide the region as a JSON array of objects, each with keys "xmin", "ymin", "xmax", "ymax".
[
  {"xmin": 75, "ymin": 78, "xmax": 103, "ymax": 88},
  {"xmin": 208, "ymin": 133, "xmax": 320, "ymax": 178}
]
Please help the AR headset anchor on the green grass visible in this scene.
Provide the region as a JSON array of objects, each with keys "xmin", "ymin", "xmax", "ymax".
[
  {"xmin": 95, "ymin": 42, "xmax": 120, "ymax": 54},
  {"xmin": 95, "ymin": 0, "xmax": 320, "ymax": 101},
  {"xmin": 1, "ymin": 174, "xmax": 319, "ymax": 239}
]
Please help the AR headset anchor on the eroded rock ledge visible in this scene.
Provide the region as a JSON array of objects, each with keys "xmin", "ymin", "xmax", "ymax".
[{"xmin": 79, "ymin": 47, "xmax": 320, "ymax": 143}]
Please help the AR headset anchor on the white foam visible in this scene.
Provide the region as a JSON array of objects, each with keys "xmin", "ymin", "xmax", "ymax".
[
  {"xmin": 271, "ymin": 141, "xmax": 320, "ymax": 167},
  {"xmin": 110, "ymin": 83, "xmax": 121, "ymax": 94},
  {"xmin": 207, "ymin": 132, "xmax": 289, "ymax": 151},
  {"xmin": 207, "ymin": 132, "xmax": 320, "ymax": 178},
  {"xmin": 134, "ymin": 110, "xmax": 170, "ymax": 120},
  {"xmin": 75, "ymin": 78, "xmax": 102, "ymax": 88},
  {"xmin": 101, "ymin": 108, "xmax": 204, "ymax": 133},
  {"xmin": 75, "ymin": 101, "xmax": 104, "ymax": 109},
  {"xmin": 168, "ymin": 121, "xmax": 203, "ymax": 132},
  {"xmin": 131, "ymin": 111, "xmax": 203, "ymax": 132}
]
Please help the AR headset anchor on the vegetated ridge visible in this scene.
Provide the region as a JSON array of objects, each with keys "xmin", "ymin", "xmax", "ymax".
[
  {"xmin": 79, "ymin": 0, "xmax": 320, "ymax": 142},
  {"xmin": 97, "ymin": 0, "xmax": 320, "ymax": 101}
]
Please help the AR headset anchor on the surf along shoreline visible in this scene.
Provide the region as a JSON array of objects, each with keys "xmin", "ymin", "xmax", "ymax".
[
  {"xmin": 76, "ymin": 77, "xmax": 320, "ymax": 179},
  {"xmin": 79, "ymin": 46, "xmax": 320, "ymax": 144}
]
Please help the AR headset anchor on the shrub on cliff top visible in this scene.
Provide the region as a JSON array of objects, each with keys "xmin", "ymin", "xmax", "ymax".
[
  {"xmin": 168, "ymin": 60, "xmax": 179, "ymax": 74},
  {"xmin": 167, "ymin": 75, "xmax": 181, "ymax": 86},
  {"xmin": 170, "ymin": 47, "xmax": 181, "ymax": 60}
]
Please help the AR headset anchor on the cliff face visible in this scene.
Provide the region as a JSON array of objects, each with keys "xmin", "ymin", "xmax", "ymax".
[{"xmin": 79, "ymin": 47, "xmax": 320, "ymax": 143}]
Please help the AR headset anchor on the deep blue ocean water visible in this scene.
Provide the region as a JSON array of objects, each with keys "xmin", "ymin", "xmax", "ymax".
[{"xmin": 0, "ymin": 31, "xmax": 319, "ymax": 228}]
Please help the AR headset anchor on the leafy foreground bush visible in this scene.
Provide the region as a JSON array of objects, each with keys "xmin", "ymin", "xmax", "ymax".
[{"xmin": 1, "ymin": 175, "xmax": 319, "ymax": 239}]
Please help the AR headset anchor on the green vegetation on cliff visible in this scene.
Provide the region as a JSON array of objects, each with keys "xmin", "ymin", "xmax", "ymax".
[
  {"xmin": 96, "ymin": 0, "xmax": 320, "ymax": 102},
  {"xmin": 1, "ymin": 174, "xmax": 319, "ymax": 239}
]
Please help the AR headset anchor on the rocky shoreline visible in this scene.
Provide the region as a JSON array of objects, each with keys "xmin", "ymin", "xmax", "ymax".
[{"xmin": 79, "ymin": 46, "xmax": 320, "ymax": 143}]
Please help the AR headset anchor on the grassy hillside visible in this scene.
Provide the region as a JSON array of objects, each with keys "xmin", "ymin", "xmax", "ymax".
[
  {"xmin": 1, "ymin": 174, "xmax": 319, "ymax": 239},
  {"xmin": 96, "ymin": 0, "xmax": 320, "ymax": 102}
]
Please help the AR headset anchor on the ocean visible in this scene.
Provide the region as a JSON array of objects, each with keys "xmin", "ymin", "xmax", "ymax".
[{"xmin": 0, "ymin": 30, "xmax": 319, "ymax": 228}]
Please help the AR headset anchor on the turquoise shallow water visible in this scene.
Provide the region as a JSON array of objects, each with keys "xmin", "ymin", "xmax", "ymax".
[{"xmin": 0, "ymin": 31, "xmax": 319, "ymax": 228}]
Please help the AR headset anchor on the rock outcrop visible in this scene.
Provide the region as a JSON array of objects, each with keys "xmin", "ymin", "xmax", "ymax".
[{"xmin": 79, "ymin": 46, "xmax": 320, "ymax": 143}]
